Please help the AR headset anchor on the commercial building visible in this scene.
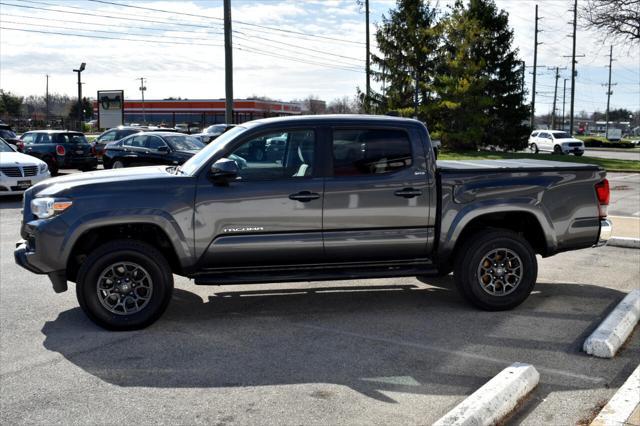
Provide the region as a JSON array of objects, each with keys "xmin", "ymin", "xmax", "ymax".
[{"xmin": 93, "ymin": 98, "xmax": 302, "ymax": 127}]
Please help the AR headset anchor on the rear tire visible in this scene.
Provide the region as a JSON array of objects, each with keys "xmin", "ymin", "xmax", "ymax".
[
  {"xmin": 530, "ymin": 143, "xmax": 539, "ymax": 154},
  {"xmin": 112, "ymin": 160, "xmax": 125, "ymax": 169},
  {"xmin": 45, "ymin": 157, "xmax": 59, "ymax": 176},
  {"xmin": 76, "ymin": 240, "xmax": 174, "ymax": 330},
  {"xmin": 453, "ymin": 229, "xmax": 537, "ymax": 311}
]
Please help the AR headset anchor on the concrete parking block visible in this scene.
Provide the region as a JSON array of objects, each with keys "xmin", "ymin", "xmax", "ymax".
[
  {"xmin": 608, "ymin": 237, "xmax": 640, "ymax": 249},
  {"xmin": 591, "ymin": 364, "xmax": 640, "ymax": 426},
  {"xmin": 584, "ymin": 289, "xmax": 640, "ymax": 358},
  {"xmin": 433, "ymin": 363, "xmax": 539, "ymax": 426}
]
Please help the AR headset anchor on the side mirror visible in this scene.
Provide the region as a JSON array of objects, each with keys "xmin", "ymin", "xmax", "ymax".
[
  {"xmin": 157, "ymin": 146, "xmax": 170, "ymax": 154},
  {"xmin": 210, "ymin": 158, "xmax": 239, "ymax": 182}
]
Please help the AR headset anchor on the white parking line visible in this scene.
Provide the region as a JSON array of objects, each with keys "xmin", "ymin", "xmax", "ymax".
[
  {"xmin": 584, "ymin": 289, "xmax": 640, "ymax": 358},
  {"xmin": 433, "ymin": 363, "xmax": 539, "ymax": 426},
  {"xmin": 294, "ymin": 322, "xmax": 604, "ymax": 384}
]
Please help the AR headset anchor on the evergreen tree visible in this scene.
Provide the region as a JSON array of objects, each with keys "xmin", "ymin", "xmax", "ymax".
[
  {"xmin": 370, "ymin": 0, "xmax": 440, "ymax": 120},
  {"xmin": 434, "ymin": 0, "xmax": 529, "ymax": 150}
]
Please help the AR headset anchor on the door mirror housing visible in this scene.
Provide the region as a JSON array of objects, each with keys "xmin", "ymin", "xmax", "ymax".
[
  {"xmin": 156, "ymin": 145, "xmax": 170, "ymax": 154},
  {"xmin": 210, "ymin": 158, "xmax": 239, "ymax": 182}
]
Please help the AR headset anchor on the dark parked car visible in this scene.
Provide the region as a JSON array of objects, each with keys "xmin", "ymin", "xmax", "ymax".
[
  {"xmin": 92, "ymin": 126, "xmax": 145, "ymax": 160},
  {"xmin": 19, "ymin": 130, "xmax": 97, "ymax": 175},
  {"xmin": 0, "ymin": 124, "xmax": 21, "ymax": 150},
  {"xmin": 102, "ymin": 132, "xmax": 204, "ymax": 169},
  {"xmin": 193, "ymin": 124, "xmax": 236, "ymax": 144}
]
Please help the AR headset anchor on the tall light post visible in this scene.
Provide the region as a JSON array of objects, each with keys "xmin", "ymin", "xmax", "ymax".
[
  {"xmin": 73, "ymin": 62, "xmax": 86, "ymax": 130},
  {"xmin": 139, "ymin": 77, "xmax": 147, "ymax": 124}
]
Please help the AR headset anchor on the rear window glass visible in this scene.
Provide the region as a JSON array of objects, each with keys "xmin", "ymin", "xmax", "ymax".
[
  {"xmin": 0, "ymin": 129, "xmax": 16, "ymax": 139},
  {"xmin": 332, "ymin": 128, "xmax": 412, "ymax": 176},
  {"xmin": 53, "ymin": 133, "xmax": 88, "ymax": 144}
]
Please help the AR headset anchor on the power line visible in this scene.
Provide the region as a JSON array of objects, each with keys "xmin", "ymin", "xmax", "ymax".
[
  {"xmin": 0, "ymin": 26, "xmax": 363, "ymax": 73},
  {"xmin": 86, "ymin": 0, "xmax": 365, "ymax": 45},
  {"xmin": 0, "ymin": 2, "xmax": 364, "ymax": 63}
]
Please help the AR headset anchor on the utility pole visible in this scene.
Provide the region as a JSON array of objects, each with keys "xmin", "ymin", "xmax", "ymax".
[
  {"xmin": 569, "ymin": 0, "xmax": 577, "ymax": 135},
  {"xmin": 365, "ymin": 0, "xmax": 370, "ymax": 114},
  {"xmin": 604, "ymin": 45, "xmax": 616, "ymax": 138},
  {"xmin": 531, "ymin": 4, "xmax": 542, "ymax": 129},
  {"xmin": 224, "ymin": 0, "xmax": 233, "ymax": 124},
  {"xmin": 562, "ymin": 78, "xmax": 568, "ymax": 131},
  {"xmin": 414, "ymin": 68, "xmax": 419, "ymax": 119},
  {"xmin": 549, "ymin": 67, "xmax": 566, "ymax": 129},
  {"xmin": 139, "ymin": 77, "xmax": 147, "ymax": 124},
  {"xmin": 45, "ymin": 74, "xmax": 50, "ymax": 122},
  {"xmin": 551, "ymin": 67, "xmax": 560, "ymax": 129},
  {"xmin": 73, "ymin": 62, "xmax": 86, "ymax": 131}
]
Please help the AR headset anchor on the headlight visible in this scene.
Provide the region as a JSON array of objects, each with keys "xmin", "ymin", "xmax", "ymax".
[
  {"xmin": 31, "ymin": 197, "xmax": 73, "ymax": 219},
  {"xmin": 39, "ymin": 163, "xmax": 48, "ymax": 174}
]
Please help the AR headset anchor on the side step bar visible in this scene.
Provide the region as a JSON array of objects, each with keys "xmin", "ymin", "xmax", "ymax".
[{"xmin": 192, "ymin": 261, "xmax": 438, "ymax": 286}]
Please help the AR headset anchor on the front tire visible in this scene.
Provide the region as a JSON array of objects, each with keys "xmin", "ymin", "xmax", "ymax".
[
  {"xmin": 574, "ymin": 152, "xmax": 583, "ymax": 156},
  {"xmin": 454, "ymin": 229, "xmax": 537, "ymax": 311},
  {"xmin": 553, "ymin": 145, "xmax": 563, "ymax": 155},
  {"xmin": 76, "ymin": 240, "xmax": 174, "ymax": 330}
]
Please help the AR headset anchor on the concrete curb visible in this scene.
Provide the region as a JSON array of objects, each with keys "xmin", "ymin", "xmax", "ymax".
[
  {"xmin": 608, "ymin": 237, "xmax": 640, "ymax": 249},
  {"xmin": 433, "ymin": 363, "xmax": 539, "ymax": 426},
  {"xmin": 583, "ymin": 289, "xmax": 640, "ymax": 358},
  {"xmin": 591, "ymin": 364, "xmax": 640, "ymax": 426}
]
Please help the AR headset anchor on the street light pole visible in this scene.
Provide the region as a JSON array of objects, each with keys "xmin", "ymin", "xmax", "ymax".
[
  {"xmin": 73, "ymin": 62, "xmax": 86, "ymax": 131},
  {"xmin": 139, "ymin": 77, "xmax": 147, "ymax": 124}
]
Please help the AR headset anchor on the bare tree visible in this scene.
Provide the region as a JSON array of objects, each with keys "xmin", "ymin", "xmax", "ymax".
[
  {"xmin": 326, "ymin": 96, "xmax": 357, "ymax": 114},
  {"xmin": 579, "ymin": 0, "xmax": 640, "ymax": 43}
]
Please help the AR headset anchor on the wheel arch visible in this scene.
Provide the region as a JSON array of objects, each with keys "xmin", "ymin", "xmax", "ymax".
[{"xmin": 65, "ymin": 218, "xmax": 190, "ymax": 282}]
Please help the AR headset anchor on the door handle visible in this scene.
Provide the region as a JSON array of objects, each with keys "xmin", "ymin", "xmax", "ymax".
[
  {"xmin": 289, "ymin": 191, "xmax": 320, "ymax": 202},
  {"xmin": 394, "ymin": 188, "xmax": 422, "ymax": 198}
]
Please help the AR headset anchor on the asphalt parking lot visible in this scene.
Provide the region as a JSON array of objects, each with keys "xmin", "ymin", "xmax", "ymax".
[{"xmin": 1, "ymin": 170, "xmax": 638, "ymax": 425}]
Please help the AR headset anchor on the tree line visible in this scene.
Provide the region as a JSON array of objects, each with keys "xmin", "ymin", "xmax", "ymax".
[{"xmin": 367, "ymin": 0, "xmax": 530, "ymax": 151}]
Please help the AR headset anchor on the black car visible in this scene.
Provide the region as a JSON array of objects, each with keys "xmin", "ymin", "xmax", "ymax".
[
  {"xmin": 19, "ymin": 130, "xmax": 97, "ymax": 175},
  {"xmin": 0, "ymin": 124, "xmax": 21, "ymax": 150},
  {"xmin": 192, "ymin": 124, "xmax": 236, "ymax": 144},
  {"xmin": 92, "ymin": 126, "xmax": 145, "ymax": 160},
  {"xmin": 102, "ymin": 132, "xmax": 204, "ymax": 169}
]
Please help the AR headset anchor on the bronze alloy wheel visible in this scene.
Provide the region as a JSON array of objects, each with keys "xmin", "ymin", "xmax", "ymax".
[{"xmin": 476, "ymin": 248, "xmax": 523, "ymax": 296}]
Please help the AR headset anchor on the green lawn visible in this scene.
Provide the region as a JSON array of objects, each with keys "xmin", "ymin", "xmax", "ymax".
[{"xmin": 438, "ymin": 150, "xmax": 640, "ymax": 172}]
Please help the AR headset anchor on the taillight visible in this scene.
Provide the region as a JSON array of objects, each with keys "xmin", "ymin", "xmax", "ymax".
[
  {"xmin": 56, "ymin": 145, "xmax": 65, "ymax": 156},
  {"xmin": 595, "ymin": 179, "xmax": 609, "ymax": 218},
  {"xmin": 16, "ymin": 141, "xmax": 24, "ymax": 151},
  {"xmin": 91, "ymin": 145, "xmax": 96, "ymax": 155}
]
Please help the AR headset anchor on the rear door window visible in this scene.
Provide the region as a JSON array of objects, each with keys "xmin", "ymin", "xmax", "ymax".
[
  {"xmin": 125, "ymin": 135, "xmax": 147, "ymax": 148},
  {"xmin": 97, "ymin": 130, "xmax": 117, "ymax": 143},
  {"xmin": 332, "ymin": 128, "xmax": 412, "ymax": 176}
]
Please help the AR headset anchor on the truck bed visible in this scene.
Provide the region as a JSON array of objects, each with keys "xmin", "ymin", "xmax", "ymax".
[{"xmin": 437, "ymin": 158, "xmax": 601, "ymax": 172}]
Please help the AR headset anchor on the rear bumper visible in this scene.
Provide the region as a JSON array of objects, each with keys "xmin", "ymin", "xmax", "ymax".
[
  {"xmin": 597, "ymin": 219, "xmax": 613, "ymax": 246},
  {"xmin": 59, "ymin": 156, "xmax": 97, "ymax": 168}
]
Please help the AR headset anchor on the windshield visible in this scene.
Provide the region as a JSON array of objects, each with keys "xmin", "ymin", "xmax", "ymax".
[
  {"xmin": 0, "ymin": 137, "xmax": 14, "ymax": 152},
  {"xmin": 164, "ymin": 135, "xmax": 204, "ymax": 151},
  {"xmin": 0, "ymin": 129, "xmax": 16, "ymax": 139},
  {"xmin": 204, "ymin": 124, "xmax": 226, "ymax": 134},
  {"xmin": 180, "ymin": 126, "xmax": 248, "ymax": 175},
  {"xmin": 552, "ymin": 132, "xmax": 572, "ymax": 139}
]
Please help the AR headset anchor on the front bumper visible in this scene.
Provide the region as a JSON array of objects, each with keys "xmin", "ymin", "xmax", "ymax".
[
  {"xmin": 0, "ymin": 172, "xmax": 50, "ymax": 195},
  {"xmin": 14, "ymin": 240, "xmax": 68, "ymax": 292},
  {"xmin": 597, "ymin": 219, "xmax": 613, "ymax": 246}
]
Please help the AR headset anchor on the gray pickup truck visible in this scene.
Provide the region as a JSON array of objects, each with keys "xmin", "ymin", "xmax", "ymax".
[{"xmin": 14, "ymin": 115, "xmax": 612, "ymax": 330}]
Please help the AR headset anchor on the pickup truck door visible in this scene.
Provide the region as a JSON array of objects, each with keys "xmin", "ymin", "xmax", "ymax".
[
  {"xmin": 194, "ymin": 128, "xmax": 324, "ymax": 268},
  {"xmin": 322, "ymin": 127, "xmax": 432, "ymax": 261}
]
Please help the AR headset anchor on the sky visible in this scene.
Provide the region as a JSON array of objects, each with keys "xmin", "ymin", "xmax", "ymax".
[{"xmin": 0, "ymin": 0, "xmax": 639, "ymax": 116}]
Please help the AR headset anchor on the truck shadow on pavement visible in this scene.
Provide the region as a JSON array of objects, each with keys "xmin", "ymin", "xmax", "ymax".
[{"xmin": 41, "ymin": 279, "xmax": 639, "ymax": 409}]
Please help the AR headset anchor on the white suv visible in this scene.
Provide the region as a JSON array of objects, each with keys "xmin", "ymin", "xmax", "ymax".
[{"xmin": 528, "ymin": 130, "xmax": 585, "ymax": 156}]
